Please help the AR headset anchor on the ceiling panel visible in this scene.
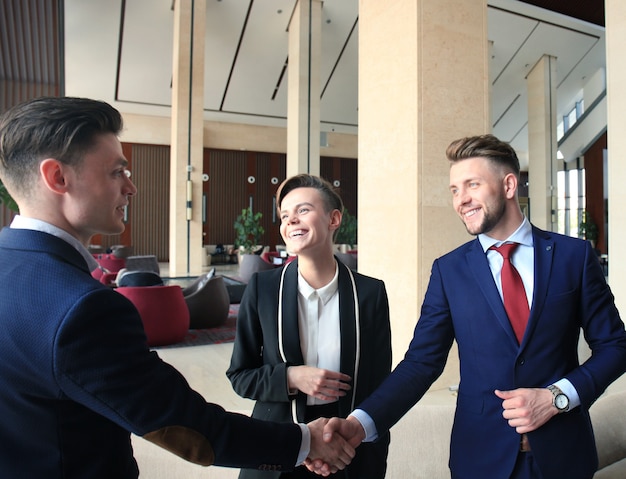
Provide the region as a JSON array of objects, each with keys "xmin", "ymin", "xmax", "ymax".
[
  {"xmin": 117, "ymin": 0, "xmax": 173, "ymax": 105},
  {"xmin": 204, "ymin": 0, "xmax": 251, "ymax": 110},
  {"xmin": 221, "ymin": 0, "xmax": 294, "ymax": 116}
]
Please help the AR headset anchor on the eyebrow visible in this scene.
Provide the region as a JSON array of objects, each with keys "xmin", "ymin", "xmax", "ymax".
[{"xmin": 280, "ymin": 201, "xmax": 315, "ymax": 214}]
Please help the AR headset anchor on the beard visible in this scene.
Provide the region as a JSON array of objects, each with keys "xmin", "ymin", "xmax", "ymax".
[{"xmin": 463, "ymin": 196, "xmax": 507, "ymax": 236}]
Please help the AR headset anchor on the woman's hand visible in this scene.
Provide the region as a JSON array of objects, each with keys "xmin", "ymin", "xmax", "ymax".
[{"xmin": 288, "ymin": 366, "xmax": 352, "ymax": 401}]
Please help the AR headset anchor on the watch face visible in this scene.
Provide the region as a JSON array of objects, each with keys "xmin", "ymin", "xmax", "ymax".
[{"xmin": 555, "ymin": 394, "xmax": 569, "ymax": 409}]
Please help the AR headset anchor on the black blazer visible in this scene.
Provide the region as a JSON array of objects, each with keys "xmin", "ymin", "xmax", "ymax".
[{"xmin": 227, "ymin": 258, "xmax": 392, "ymax": 478}]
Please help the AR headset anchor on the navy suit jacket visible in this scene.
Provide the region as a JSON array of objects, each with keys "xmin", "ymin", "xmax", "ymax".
[
  {"xmin": 227, "ymin": 259, "xmax": 392, "ymax": 478},
  {"xmin": 0, "ymin": 228, "xmax": 302, "ymax": 478},
  {"xmin": 358, "ymin": 226, "xmax": 626, "ymax": 479}
]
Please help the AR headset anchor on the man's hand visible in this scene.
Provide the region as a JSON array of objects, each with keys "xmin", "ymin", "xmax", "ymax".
[
  {"xmin": 306, "ymin": 417, "xmax": 356, "ymax": 476},
  {"xmin": 288, "ymin": 366, "xmax": 352, "ymax": 402},
  {"xmin": 495, "ymin": 388, "xmax": 558, "ymax": 433},
  {"xmin": 305, "ymin": 416, "xmax": 365, "ymax": 475}
]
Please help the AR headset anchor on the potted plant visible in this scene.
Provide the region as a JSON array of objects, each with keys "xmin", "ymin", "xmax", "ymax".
[
  {"xmin": 335, "ymin": 208, "xmax": 357, "ymax": 249},
  {"xmin": 579, "ymin": 210, "xmax": 599, "ymax": 247},
  {"xmin": 233, "ymin": 206, "xmax": 265, "ymax": 255},
  {"xmin": 0, "ymin": 180, "xmax": 18, "ymax": 212}
]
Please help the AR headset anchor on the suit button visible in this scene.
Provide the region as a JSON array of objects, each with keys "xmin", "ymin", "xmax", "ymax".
[{"xmin": 518, "ymin": 357, "xmax": 525, "ymax": 365}]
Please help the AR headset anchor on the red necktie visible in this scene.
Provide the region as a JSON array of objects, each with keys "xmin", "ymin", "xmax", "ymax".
[{"xmin": 490, "ymin": 243, "xmax": 529, "ymax": 344}]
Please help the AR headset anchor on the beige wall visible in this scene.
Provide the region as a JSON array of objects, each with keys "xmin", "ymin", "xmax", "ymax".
[{"xmin": 120, "ymin": 113, "xmax": 357, "ymax": 159}]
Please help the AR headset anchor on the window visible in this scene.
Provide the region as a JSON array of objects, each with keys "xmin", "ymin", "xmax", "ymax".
[{"xmin": 557, "ymin": 165, "xmax": 585, "ymax": 237}]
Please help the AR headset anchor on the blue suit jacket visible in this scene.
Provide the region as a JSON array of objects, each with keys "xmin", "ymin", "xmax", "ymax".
[
  {"xmin": 227, "ymin": 259, "xmax": 392, "ymax": 478},
  {"xmin": 358, "ymin": 226, "xmax": 626, "ymax": 478},
  {"xmin": 0, "ymin": 228, "xmax": 301, "ymax": 478}
]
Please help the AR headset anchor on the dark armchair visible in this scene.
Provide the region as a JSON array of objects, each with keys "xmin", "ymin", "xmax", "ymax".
[{"xmin": 182, "ymin": 271, "xmax": 230, "ymax": 329}]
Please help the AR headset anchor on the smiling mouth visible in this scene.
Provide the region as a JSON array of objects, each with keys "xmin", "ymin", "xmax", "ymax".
[
  {"xmin": 463, "ymin": 208, "xmax": 480, "ymax": 218},
  {"xmin": 289, "ymin": 229, "xmax": 307, "ymax": 238}
]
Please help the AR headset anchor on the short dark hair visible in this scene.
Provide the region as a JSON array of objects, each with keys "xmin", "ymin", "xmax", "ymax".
[
  {"xmin": 0, "ymin": 96, "xmax": 123, "ymax": 197},
  {"xmin": 276, "ymin": 174, "xmax": 344, "ymax": 214},
  {"xmin": 445, "ymin": 134, "xmax": 521, "ymax": 177}
]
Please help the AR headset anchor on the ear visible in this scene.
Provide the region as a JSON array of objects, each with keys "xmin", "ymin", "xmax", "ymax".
[
  {"xmin": 40, "ymin": 158, "xmax": 69, "ymax": 194},
  {"xmin": 503, "ymin": 172, "xmax": 518, "ymax": 200},
  {"xmin": 329, "ymin": 209, "xmax": 342, "ymax": 232}
]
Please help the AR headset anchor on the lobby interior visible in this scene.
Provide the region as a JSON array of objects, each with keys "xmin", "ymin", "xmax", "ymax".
[{"xmin": 3, "ymin": 0, "xmax": 626, "ymax": 476}]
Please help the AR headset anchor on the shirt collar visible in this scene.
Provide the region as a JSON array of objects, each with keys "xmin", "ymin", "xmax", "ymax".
[
  {"xmin": 297, "ymin": 263, "xmax": 340, "ymax": 305},
  {"xmin": 478, "ymin": 216, "xmax": 533, "ymax": 253},
  {"xmin": 10, "ymin": 215, "xmax": 100, "ymax": 271}
]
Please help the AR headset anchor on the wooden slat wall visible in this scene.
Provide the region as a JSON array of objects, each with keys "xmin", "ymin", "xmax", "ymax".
[
  {"xmin": 130, "ymin": 144, "xmax": 170, "ymax": 260},
  {"xmin": 0, "ymin": 0, "xmax": 62, "ymax": 111},
  {"xmin": 204, "ymin": 149, "xmax": 247, "ymax": 245}
]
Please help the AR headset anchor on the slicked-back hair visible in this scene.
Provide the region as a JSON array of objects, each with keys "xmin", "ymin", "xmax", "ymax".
[
  {"xmin": 276, "ymin": 174, "xmax": 344, "ymax": 214},
  {"xmin": 0, "ymin": 96, "xmax": 123, "ymax": 197},
  {"xmin": 445, "ymin": 134, "xmax": 521, "ymax": 178}
]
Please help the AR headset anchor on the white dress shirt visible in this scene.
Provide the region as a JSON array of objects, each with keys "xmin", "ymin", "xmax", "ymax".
[{"xmin": 297, "ymin": 265, "xmax": 341, "ymax": 405}]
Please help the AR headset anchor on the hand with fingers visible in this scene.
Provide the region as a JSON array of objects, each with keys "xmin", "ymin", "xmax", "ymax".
[
  {"xmin": 287, "ymin": 366, "xmax": 352, "ymax": 401},
  {"xmin": 305, "ymin": 416, "xmax": 365, "ymax": 475},
  {"xmin": 495, "ymin": 388, "xmax": 558, "ymax": 433},
  {"xmin": 306, "ymin": 417, "xmax": 356, "ymax": 476}
]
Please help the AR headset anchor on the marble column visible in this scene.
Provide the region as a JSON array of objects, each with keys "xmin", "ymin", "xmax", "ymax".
[
  {"xmin": 527, "ymin": 55, "xmax": 558, "ymax": 231},
  {"xmin": 286, "ymin": 0, "xmax": 322, "ymax": 176},
  {"xmin": 605, "ymin": 0, "xmax": 626, "ymax": 314},
  {"xmin": 359, "ymin": 0, "xmax": 489, "ymax": 388},
  {"xmin": 169, "ymin": 0, "xmax": 206, "ymax": 277}
]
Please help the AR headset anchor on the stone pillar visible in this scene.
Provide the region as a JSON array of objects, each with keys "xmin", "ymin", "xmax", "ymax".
[
  {"xmin": 359, "ymin": 0, "xmax": 489, "ymax": 389},
  {"xmin": 606, "ymin": 0, "xmax": 626, "ymax": 314},
  {"xmin": 286, "ymin": 0, "xmax": 322, "ymax": 176},
  {"xmin": 170, "ymin": 0, "xmax": 206, "ymax": 277},
  {"xmin": 527, "ymin": 55, "xmax": 558, "ymax": 231}
]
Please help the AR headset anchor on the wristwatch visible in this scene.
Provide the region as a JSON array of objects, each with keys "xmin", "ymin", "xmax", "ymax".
[{"xmin": 547, "ymin": 384, "xmax": 570, "ymax": 412}]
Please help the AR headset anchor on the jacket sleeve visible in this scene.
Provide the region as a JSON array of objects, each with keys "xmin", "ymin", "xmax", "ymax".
[
  {"xmin": 226, "ymin": 274, "xmax": 293, "ymax": 403},
  {"xmin": 55, "ymin": 286, "xmax": 302, "ymax": 470}
]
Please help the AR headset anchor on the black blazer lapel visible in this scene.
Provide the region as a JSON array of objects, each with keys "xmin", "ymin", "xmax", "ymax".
[
  {"xmin": 278, "ymin": 260, "xmax": 304, "ymax": 366},
  {"xmin": 337, "ymin": 261, "xmax": 358, "ymax": 416}
]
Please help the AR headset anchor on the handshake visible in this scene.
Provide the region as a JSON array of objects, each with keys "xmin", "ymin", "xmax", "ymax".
[{"xmin": 305, "ymin": 415, "xmax": 366, "ymax": 476}]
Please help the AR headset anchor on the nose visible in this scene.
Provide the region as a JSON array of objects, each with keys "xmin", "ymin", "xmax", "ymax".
[
  {"xmin": 453, "ymin": 188, "xmax": 470, "ymax": 209},
  {"xmin": 124, "ymin": 176, "xmax": 138, "ymax": 196}
]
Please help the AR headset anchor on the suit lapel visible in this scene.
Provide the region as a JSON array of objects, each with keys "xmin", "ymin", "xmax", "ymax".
[
  {"xmin": 520, "ymin": 228, "xmax": 554, "ymax": 346},
  {"xmin": 278, "ymin": 261, "xmax": 304, "ymax": 365},
  {"xmin": 466, "ymin": 239, "xmax": 520, "ymax": 346},
  {"xmin": 336, "ymin": 262, "xmax": 357, "ymax": 415}
]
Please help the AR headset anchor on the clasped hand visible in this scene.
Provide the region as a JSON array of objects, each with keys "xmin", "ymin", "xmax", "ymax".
[
  {"xmin": 495, "ymin": 388, "xmax": 558, "ymax": 433},
  {"xmin": 288, "ymin": 366, "xmax": 352, "ymax": 402},
  {"xmin": 306, "ymin": 416, "xmax": 365, "ymax": 475}
]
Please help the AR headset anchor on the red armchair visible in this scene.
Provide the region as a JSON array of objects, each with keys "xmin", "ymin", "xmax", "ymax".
[{"xmin": 116, "ymin": 285, "xmax": 190, "ymax": 347}]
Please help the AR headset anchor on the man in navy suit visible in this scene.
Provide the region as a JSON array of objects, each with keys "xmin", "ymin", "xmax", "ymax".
[
  {"xmin": 318, "ymin": 134, "xmax": 626, "ymax": 478},
  {"xmin": 0, "ymin": 97, "xmax": 354, "ymax": 478}
]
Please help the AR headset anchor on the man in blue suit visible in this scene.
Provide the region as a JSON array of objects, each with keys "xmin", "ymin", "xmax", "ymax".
[
  {"xmin": 0, "ymin": 97, "xmax": 354, "ymax": 478},
  {"xmin": 317, "ymin": 134, "xmax": 626, "ymax": 478}
]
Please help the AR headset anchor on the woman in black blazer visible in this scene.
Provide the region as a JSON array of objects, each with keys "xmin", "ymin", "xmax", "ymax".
[{"xmin": 227, "ymin": 174, "xmax": 392, "ymax": 478}]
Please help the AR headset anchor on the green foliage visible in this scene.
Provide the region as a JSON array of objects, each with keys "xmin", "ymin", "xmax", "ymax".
[
  {"xmin": 233, "ymin": 207, "xmax": 265, "ymax": 254},
  {"xmin": 0, "ymin": 180, "xmax": 18, "ymax": 212},
  {"xmin": 335, "ymin": 209, "xmax": 357, "ymax": 246},
  {"xmin": 579, "ymin": 210, "xmax": 598, "ymax": 241}
]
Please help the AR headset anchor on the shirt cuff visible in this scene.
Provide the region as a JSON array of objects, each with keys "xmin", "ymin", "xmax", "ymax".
[
  {"xmin": 349, "ymin": 409, "xmax": 378, "ymax": 442},
  {"xmin": 296, "ymin": 423, "xmax": 310, "ymax": 465},
  {"xmin": 553, "ymin": 378, "xmax": 581, "ymax": 409}
]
